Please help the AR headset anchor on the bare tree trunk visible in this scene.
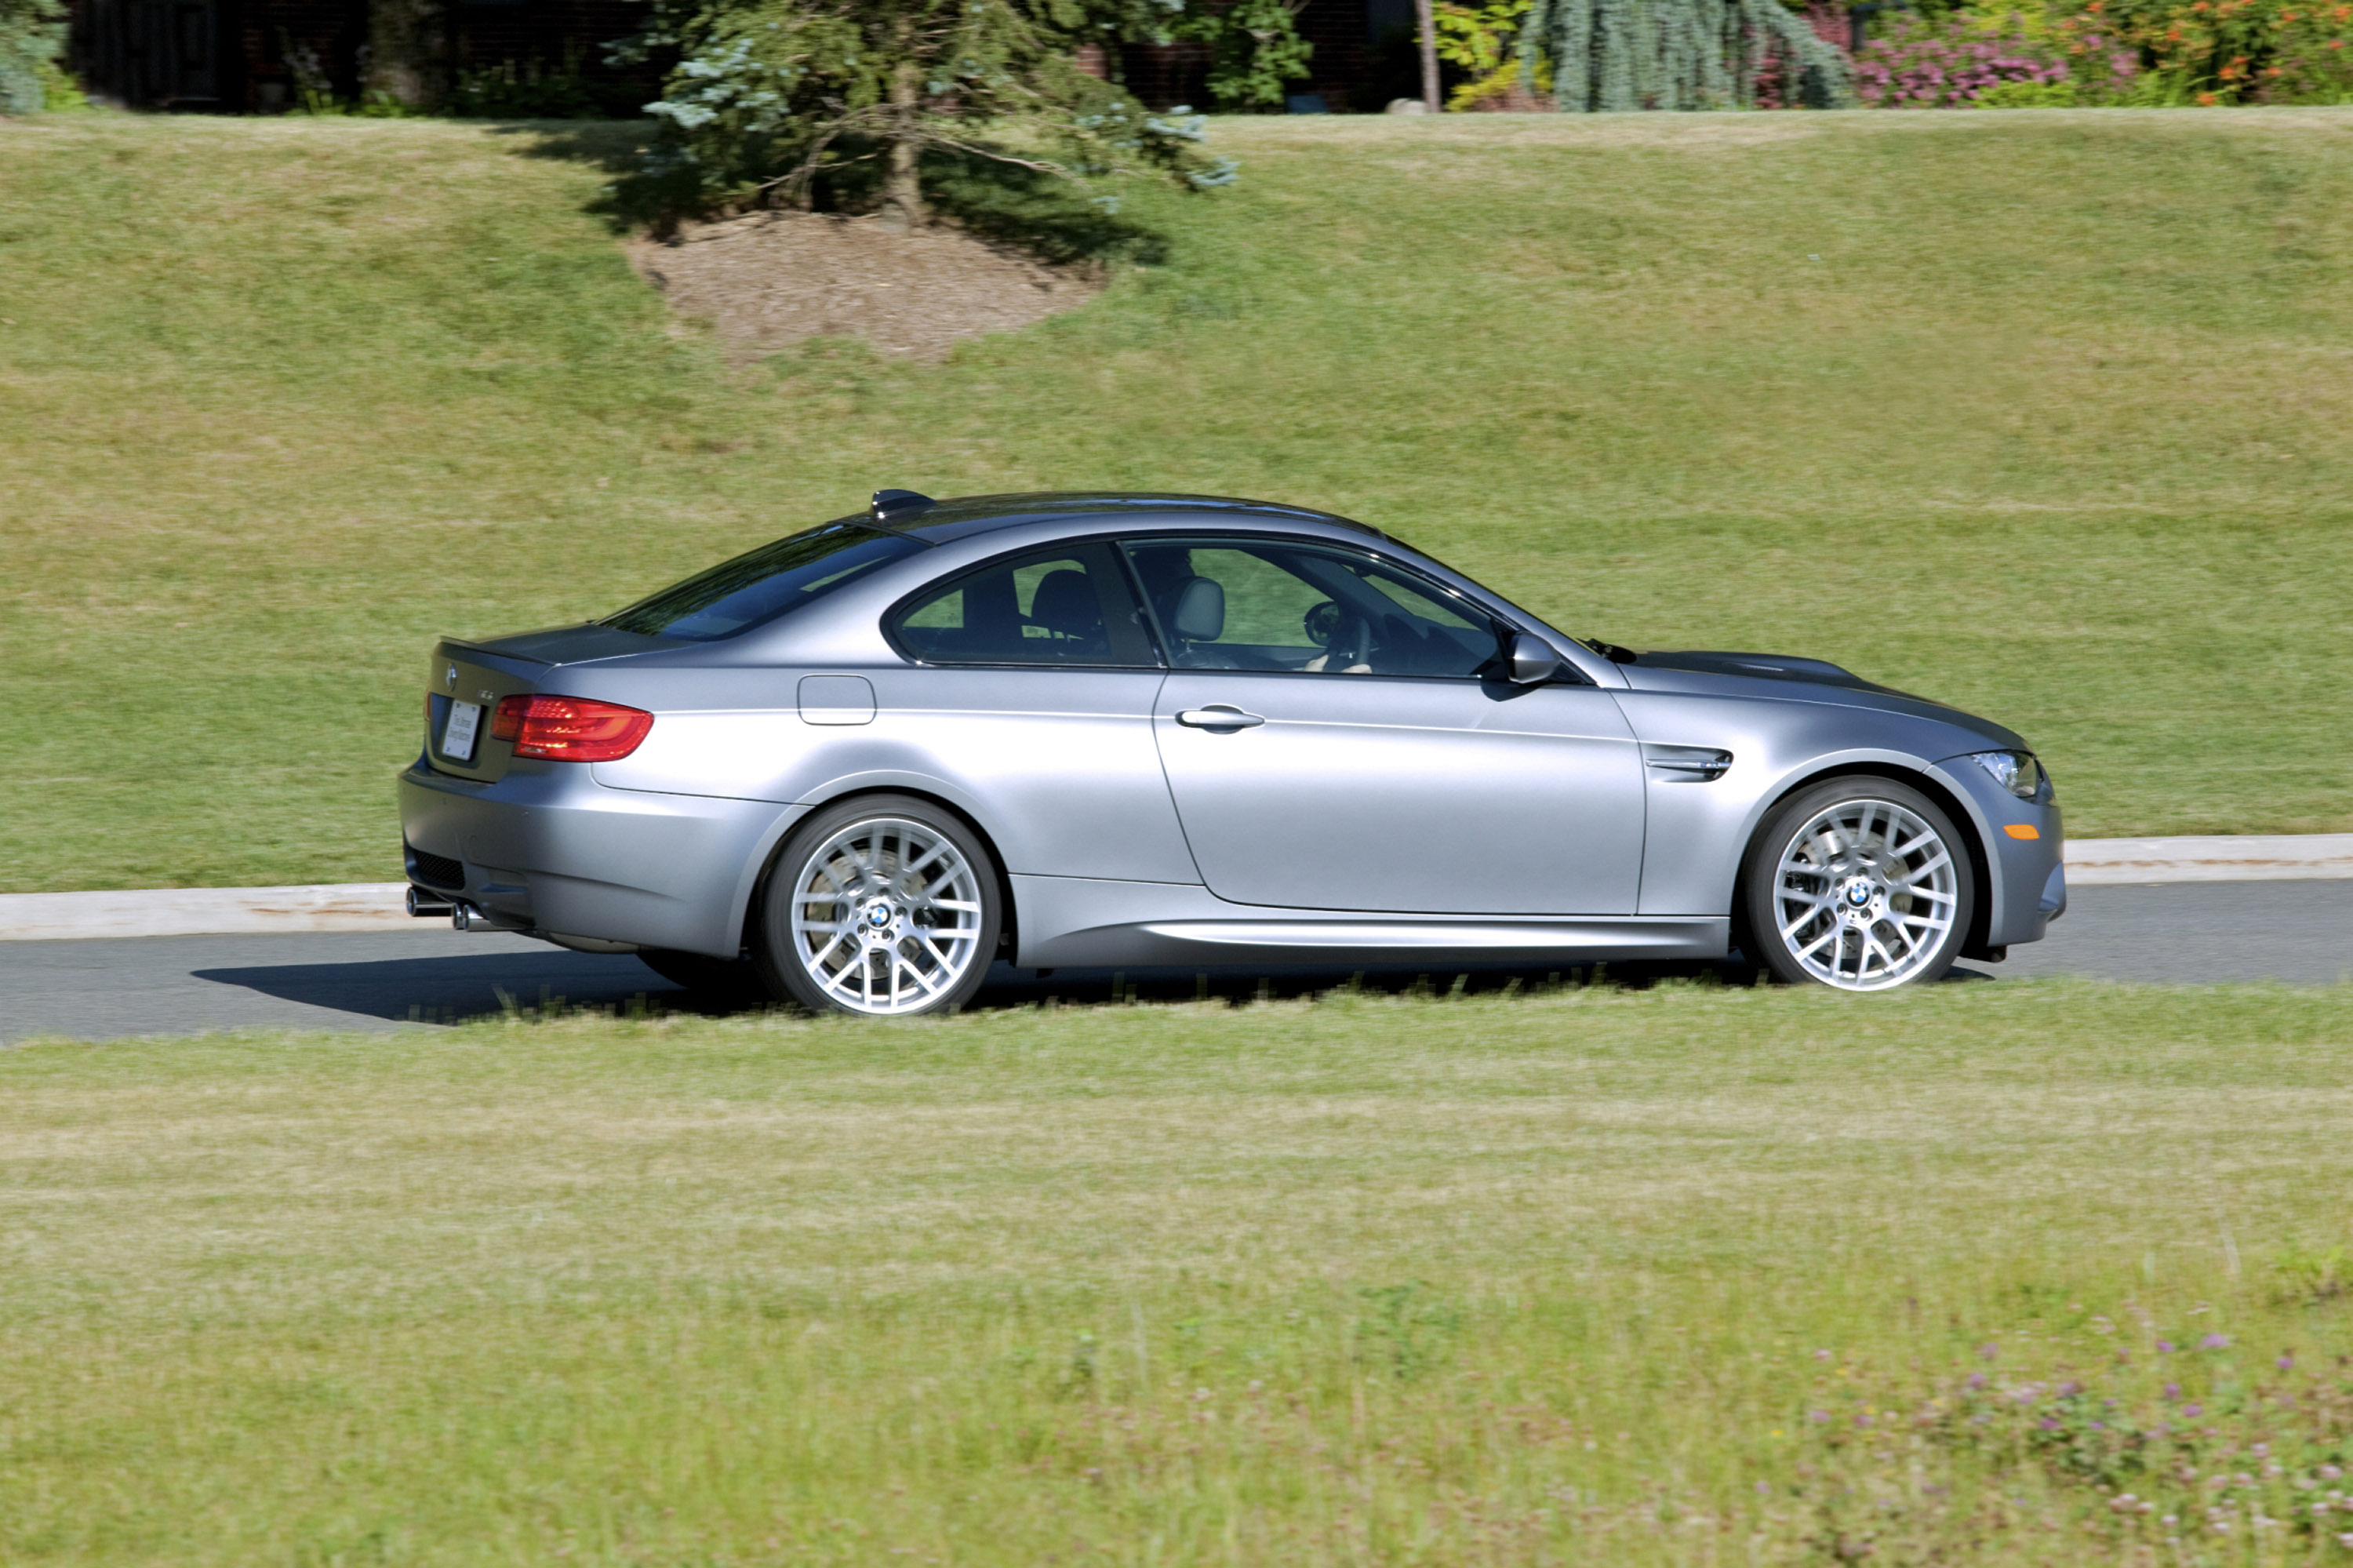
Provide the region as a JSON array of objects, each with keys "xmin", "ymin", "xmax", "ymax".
[
  {"xmin": 877, "ymin": 59, "xmax": 926, "ymax": 232},
  {"xmin": 1413, "ymin": 0, "xmax": 1441, "ymax": 111},
  {"xmin": 364, "ymin": 0, "xmax": 448, "ymax": 108}
]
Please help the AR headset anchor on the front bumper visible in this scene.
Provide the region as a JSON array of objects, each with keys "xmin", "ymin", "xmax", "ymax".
[
  {"xmin": 398, "ymin": 755, "xmax": 803, "ymax": 958},
  {"xmin": 1927, "ymin": 755, "xmax": 2064, "ymax": 952}
]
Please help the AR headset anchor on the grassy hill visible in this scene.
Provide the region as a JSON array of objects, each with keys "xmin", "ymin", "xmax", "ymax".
[{"xmin": 4, "ymin": 109, "xmax": 2352, "ymax": 891}]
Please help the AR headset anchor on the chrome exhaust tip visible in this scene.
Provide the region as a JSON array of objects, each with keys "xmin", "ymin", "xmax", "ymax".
[
  {"xmin": 406, "ymin": 886, "xmax": 456, "ymax": 919},
  {"xmin": 450, "ymin": 901, "xmax": 486, "ymax": 931}
]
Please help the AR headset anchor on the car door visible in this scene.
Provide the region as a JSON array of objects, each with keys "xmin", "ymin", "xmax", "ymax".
[
  {"xmin": 876, "ymin": 538, "xmax": 1196, "ymax": 883},
  {"xmin": 1125, "ymin": 535, "xmax": 1646, "ymax": 915}
]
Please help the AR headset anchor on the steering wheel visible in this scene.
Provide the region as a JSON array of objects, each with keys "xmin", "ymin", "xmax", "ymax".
[{"xmin": 1303, "ymin": 601, "xmax": 1376, "ymax": 673}]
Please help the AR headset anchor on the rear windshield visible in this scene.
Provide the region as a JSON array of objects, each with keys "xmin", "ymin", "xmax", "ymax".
[{"xmin": 603, "ymin": 522, "xmax": 925, "ymax": 642}]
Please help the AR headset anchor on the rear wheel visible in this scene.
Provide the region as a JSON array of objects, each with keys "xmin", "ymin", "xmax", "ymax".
[
  {"xmin": 1744, "ymin": 777, "xmax": 1974, "ymax": 991},
  {"xmin": 754, "ymin": 795, "xmax": 1002, "ymax": 1017}
]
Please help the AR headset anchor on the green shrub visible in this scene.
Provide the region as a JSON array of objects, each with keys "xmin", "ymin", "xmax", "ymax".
[
  {"xmin": 451, "ymin": 44, "xmax": 614, "ymax": 118},
  {"xmin": 38, "ymin": 56, "xmax": 85, "ymax": 109},
  {"xmin": 1522, "ymin": 0, "xmax": 1857, "ymax": 110},
  {"xmin": 2049, "ymin": 0, "xmax": 2353, "ymax": 102},
  {"xmin": 1975, "ymin": 75, "xmax": 2086, "ymax": 100},
  {"xmin": 0, "ymin": 0, "xmax": 66, "ymax": 115},
  {"xmin": 1174, "ymin": 0, "xmax": 1315, "ymax": 111}
]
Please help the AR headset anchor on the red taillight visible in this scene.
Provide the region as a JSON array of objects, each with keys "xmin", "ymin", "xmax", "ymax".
[{"xmin": 491, "ymin": 694, "xmax": 654, "ymax": 762}]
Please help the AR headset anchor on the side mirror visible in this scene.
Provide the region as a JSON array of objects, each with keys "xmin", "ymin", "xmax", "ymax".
[{"xmin": 1507, "ymin": 631, "xmax": 1562, "ymax": 685}]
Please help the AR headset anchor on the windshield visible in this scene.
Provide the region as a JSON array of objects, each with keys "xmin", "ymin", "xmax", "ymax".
[{"xmin": 603, "ymin": 522, "xmax": 925, "ymax": 642}]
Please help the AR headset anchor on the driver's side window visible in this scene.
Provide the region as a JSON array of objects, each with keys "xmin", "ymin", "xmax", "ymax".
[{"xmin": 1120, "ymin": 537, "xmax": 1501, "ymax": 679}]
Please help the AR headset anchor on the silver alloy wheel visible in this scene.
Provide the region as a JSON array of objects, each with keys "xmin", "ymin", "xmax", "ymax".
[
  {"xmin": 788, "ymin": 816, "xmax": 986, "ymax": 1015},
  {"xmin": 1769, "ymin": 797, "xmax": 1959, "ymax": 991}
]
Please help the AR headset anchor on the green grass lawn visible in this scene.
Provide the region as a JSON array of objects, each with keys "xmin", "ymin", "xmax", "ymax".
[
  {"xmin": 5, "ymin": 980, "xmax": 2353, "ymax": 1562},
  {"xmin": 5, "ymin": 109, "xmax": 2353, "ymax": 892}
]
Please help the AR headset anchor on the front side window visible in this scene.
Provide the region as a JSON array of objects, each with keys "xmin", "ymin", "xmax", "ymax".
[
  {"xmin": 604, "ymin": 522, "xmax": 926, "ymax": 642},
  {"xmin": 888, "ymin": 541, "xmax": 1156, "ymax": 668},
  {"xmin": 1120, "ymin": 537, "xmax": 1504, "ymax": 678}
]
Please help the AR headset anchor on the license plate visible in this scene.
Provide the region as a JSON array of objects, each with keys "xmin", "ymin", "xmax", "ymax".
[{"xmin": 442, "ymin": 700, "xmax": 482, "ymax": 762}]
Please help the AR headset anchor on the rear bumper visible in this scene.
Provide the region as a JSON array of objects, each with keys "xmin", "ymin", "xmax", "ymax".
[{"xmin": 397, "ymin": 755, "xmax": 803, "ymax": 958}]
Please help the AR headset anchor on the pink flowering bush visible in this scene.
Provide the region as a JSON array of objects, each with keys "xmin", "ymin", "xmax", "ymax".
[{"xmin": 1854, "ymin": 16, "xmax": 2079, "ymax": 104}]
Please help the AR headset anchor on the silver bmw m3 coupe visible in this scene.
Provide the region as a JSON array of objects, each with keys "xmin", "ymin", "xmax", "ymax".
[{"xmin": 399, "ymin": 490, "xmax": 2064, "ymax": 1014}]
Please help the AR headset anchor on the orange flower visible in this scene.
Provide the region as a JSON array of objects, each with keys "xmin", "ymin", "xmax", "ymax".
[
  {"xmin": 2197, "ymin": 88, "xmax": 2220, "ymax": 100},
  {"xmin": 2332, "ymin": 36, "xmax": 2346, "ymax": 45}
]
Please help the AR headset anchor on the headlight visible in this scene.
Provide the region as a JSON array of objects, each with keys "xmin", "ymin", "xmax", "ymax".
[{"xmin": 1972, "ymin": 750, "xmax": 2053, "ymax": 803}]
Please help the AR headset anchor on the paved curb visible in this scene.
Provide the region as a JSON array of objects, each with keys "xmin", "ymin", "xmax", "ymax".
[
  {"xmin": 0, "ymin": 884, "xmax": 416, "ymax": 941},
  {"xmin": 2, "ymin": 834, "xmax": 2350, "ymax": 941},
  {"xmin": 2061, "ymin": 834, "xmax": 2353, "ymax": 886}
]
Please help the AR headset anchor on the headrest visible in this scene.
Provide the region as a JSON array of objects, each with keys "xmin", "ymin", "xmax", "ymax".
[
  {"xmin": 1169, "ymin": 577, "xmax": 1224, "ymax": 642},
  {"xmin": 1029, "ymin": 569, "xmax": 1100, "ymax": 638}
]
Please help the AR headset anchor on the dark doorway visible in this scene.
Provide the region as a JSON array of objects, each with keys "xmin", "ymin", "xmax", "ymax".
[{"xmin": 75, "ymin": 0, "xmax": 241, "ymax": 108}]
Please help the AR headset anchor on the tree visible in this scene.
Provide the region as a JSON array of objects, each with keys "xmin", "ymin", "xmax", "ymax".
[
  {"xmin": 1416, "ymin": 0, "xmax": 1442, "ymax": 109},
  {"xmin": 620, "ymin": 0, "xmax": 1238, "ymax": 229},
  {"xmin": 1520, "ymin": 0, "xmax": 1855, "ymax": 109}
]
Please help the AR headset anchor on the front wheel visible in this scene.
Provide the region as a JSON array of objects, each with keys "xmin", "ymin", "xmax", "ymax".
[
  {"xmin": 1744, "ymin": 777, "xmax": 1975, "ymax": 991},
  {"xmin": 753, "ymin": 795, "xmax": 1002, "ymax": 1017}
]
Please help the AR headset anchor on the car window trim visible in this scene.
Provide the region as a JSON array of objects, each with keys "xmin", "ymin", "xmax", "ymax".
[
  {"xmin": 602, "ymin": 519, "xmax": 926, "ymax": 643},
  {"xmin": 1115, "ymin": 531, "xmax": 1580, "ymax": 685},
  {"xmin": 880, "ymin": 537, "xmax": 1164, "ymax": 671}
]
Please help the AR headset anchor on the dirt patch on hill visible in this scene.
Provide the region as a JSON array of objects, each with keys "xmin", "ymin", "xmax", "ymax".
[{"xmin": 628, "ymin": 212, "xmax": 1100, "ymax": 362}]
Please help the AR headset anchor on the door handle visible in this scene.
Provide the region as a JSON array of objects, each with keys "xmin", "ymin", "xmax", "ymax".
[{"xmin": 1176, "ymin": 705, "xmax": 1266, "ymax": 729}]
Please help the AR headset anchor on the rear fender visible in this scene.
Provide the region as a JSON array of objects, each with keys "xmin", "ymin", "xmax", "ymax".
[{"xmin": 729, "ymin": 780, "xmax": 1022, "ymax": 964}]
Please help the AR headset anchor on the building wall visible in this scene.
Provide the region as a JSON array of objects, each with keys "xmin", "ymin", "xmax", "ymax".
[{"xmin": 70, "ymin": 0, "xmax": 657, "ymax": 110}]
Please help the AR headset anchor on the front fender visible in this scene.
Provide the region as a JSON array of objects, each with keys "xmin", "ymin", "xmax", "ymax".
[
  {"xmin": 1615, "ymin": 689, "xmax": 2018, "ymax": 920},
  {"xmin": 1924, "ymin": 756, "xmax": 2064, "ymax": 949}
]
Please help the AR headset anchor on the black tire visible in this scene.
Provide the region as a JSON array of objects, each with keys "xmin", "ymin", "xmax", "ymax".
[
  {"xmin": 637, "ymin": 948, "xmax": 769, "ymax": 1006},
  {"xmin": 1743, "ymin": 777, "xmax": 1975, "ymax": 991},
  {"xmin": 752, "ymin": 794, "xmax": 1003, "ymax": 1017}
]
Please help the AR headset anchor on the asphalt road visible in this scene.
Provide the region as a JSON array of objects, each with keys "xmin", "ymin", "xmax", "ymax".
[{"xmin": 2, "ymin": 879, "xmax": 2347, "ymax": 1043}]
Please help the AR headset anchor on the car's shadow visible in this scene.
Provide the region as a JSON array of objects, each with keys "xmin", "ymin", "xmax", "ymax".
[
  {"xmin": 187, "ymin": 948, "xmax": 2001, "ymax": 1029},
  {"xmin": 193, "ymin": 950, "xmax": 702, "ymax": 1026}
]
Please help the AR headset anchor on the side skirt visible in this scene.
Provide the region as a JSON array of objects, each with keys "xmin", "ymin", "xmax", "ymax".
[{"xmin": 1009, "ymin": 875, "xmax": 1729, "ymax": 969}]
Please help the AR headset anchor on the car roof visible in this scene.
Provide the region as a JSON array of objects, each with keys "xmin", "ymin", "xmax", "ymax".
[{"xmin": 877, "ymin": 492, "xmax": 1389, "ymax": 544}]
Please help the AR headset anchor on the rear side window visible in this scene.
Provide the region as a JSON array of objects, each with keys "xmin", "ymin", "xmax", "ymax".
[
  {"xmin": 604, "ymin": 522, "xmax": 926, "ymax": 642},
  {"xmin": 888, "ymin": 542, "xmax": 1157, "ymax": 668}
]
